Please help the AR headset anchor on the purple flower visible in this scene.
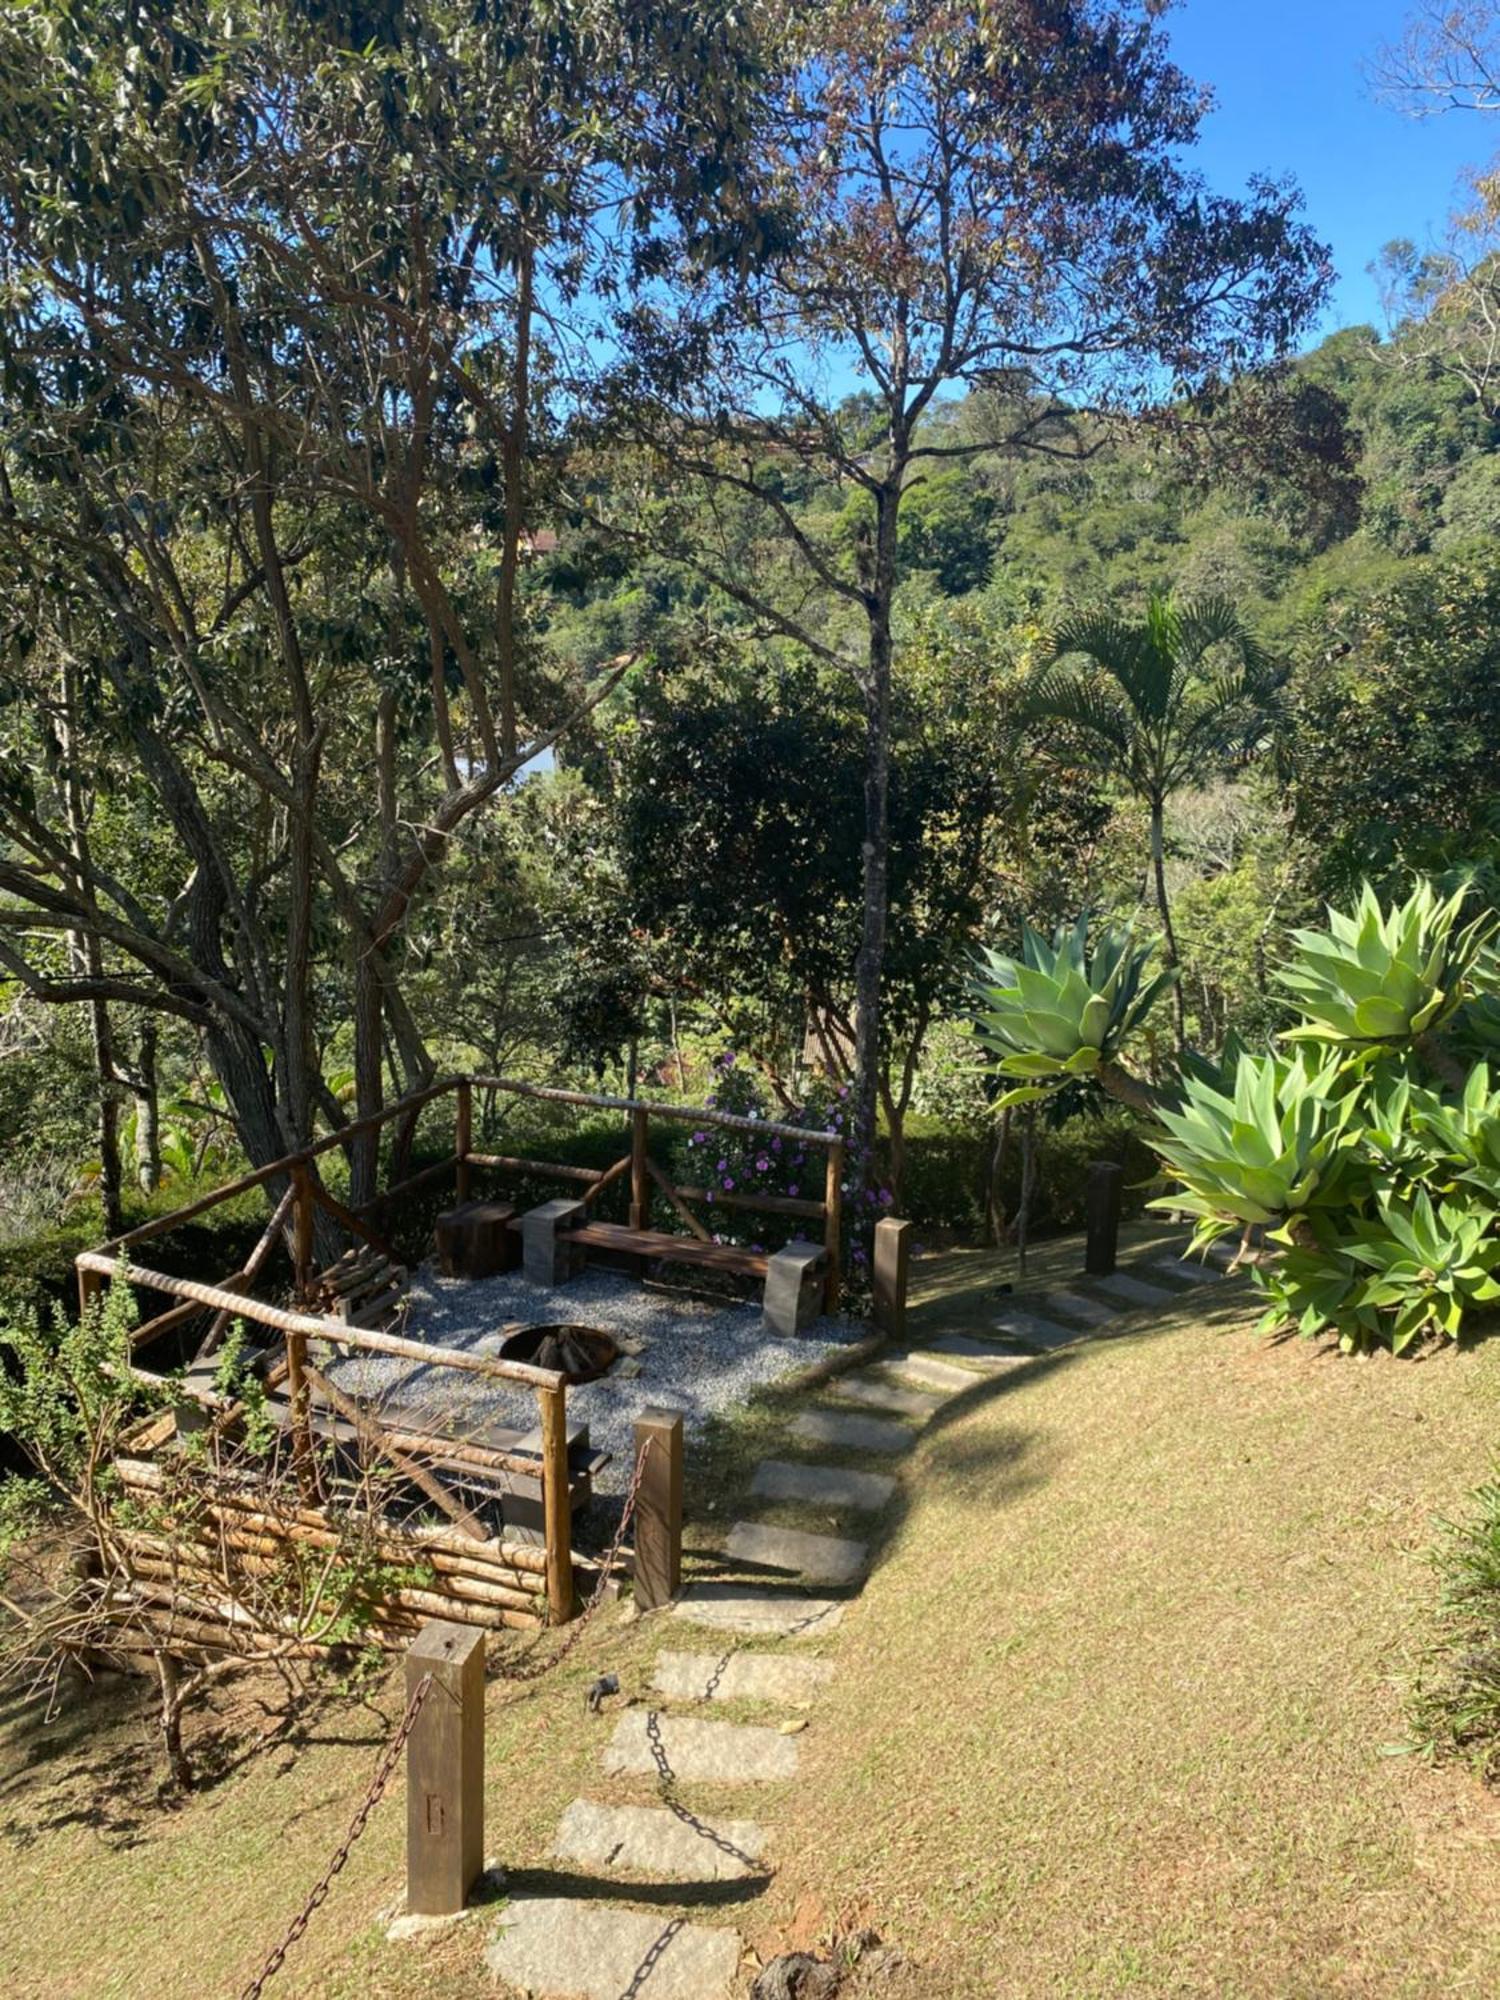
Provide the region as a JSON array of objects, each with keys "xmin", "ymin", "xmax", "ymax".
[
  {"xmin": 852, "ymin": 1245, "xmax": 868, "ymax": 1264},
  {"xmin": 717, "ymin": 1159, "xmax": 727, "ymax": 1173},
  {"xmin": 837, "ymin": 1085, "xmax": 849, "ymax": 1098},
  {"xmin": 879, "ymin": 1187, "xmax": 894, "ymax": 1206},
  {"xmin": 755, "ymin": 1154, "xmax": 770, "ymax": 1173},
  {"xmin": 722, "ymin": 1176, "xmax": 735, "ymax": 1192},
  {"xmin": 692, "ymin": 1130, "xmax": 706, "ymax": 1145},
  {"xmin": 771, "ymin": 1137, "xmax": 782, "ymax": 1153},
  {"xmin": 751, "ymin": 1242, "xmax": 765, "ymax": 1254},
  {"xmin": 788, "ymin": 1183, "xmax": 799, "ymax": 1198}
]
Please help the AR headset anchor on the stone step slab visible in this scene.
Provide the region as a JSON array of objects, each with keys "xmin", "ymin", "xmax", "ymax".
[
  {"xmin": 989, "ymin": 1308, "xmax": 1080, "ymax": 1349},
  {"xmin": 750, "ymin": 1458, "xmax": 896, "ymax": 1513},
  {"xmin": 887, "ymin": 1353, "xmax": 975, "ymax": 1394},
  {"xmin": 651, "ymin": 1649, "xmax": 836, "ymax": 1707},
  {"xmin": 672, "ymin": 1584, "xmax": 844, "ymax": 1639},
  {"xmin": 1095, "ymin": 1270, "xmax": 1175, "ymax": 1308},
  {"xmin": 1043, "ymin": 1288, "xmax": 1118, "ymax": 1327},
  {"xmin": 790, "ymin": 1408, "xmax": 914, "ymax": 1455},
  {"xmin": 486, "ymin": 1897, "xmax": 739, "ymax": 1999},
  {"xmin": 829, "ymin": 1372, "xmax": 943, "ymax": 1419},
  {"xmin": 603, "ymin": 1709, "xmax": 800, "ymax": 1783},
  {"xmin": 1148, "ymin": 1255, "xmax": 1224, "ymax": 1286},
  {"xmin": 553, "ymin": 1797, "xmax": 766, "ymax": 1882},
  {"xmin": 928, "ymin": 1335, "xmax": 1034, "ymax": 1368},
  {"xmin": 725, "ymin": 1519, "xmax": 869, "ymax": 1587}
]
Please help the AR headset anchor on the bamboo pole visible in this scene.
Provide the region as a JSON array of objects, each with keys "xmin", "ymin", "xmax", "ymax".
[{"xmin": 629, "ymin": 1107, "xmax": 650, "ymax": 1230}]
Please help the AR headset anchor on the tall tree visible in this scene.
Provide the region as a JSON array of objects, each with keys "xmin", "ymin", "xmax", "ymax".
[
  {"xmin": 593, "ymin": 0, "xmax": 1331, "ymax": 1184},
  {"xmin": 1024, "ymin": 593, "xmax": 1284, "ymax": 1047},
  {"xmin": 0, "ymin": 0, "xmax": 773, "ymax": 1190}
]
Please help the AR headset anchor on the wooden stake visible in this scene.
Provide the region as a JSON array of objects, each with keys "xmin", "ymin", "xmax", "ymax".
[
  {"xmin": 454, "ymin": 1079, "xmax": 472, "ymax": 1205},
  {"xmin": 629, "ymin": 1106, "xmax": 650, "ymax": 1231},
  {"xmin": 632, "ymin": 1409, "xmax": 683, "ymax": 1613},
  {"xmin": 539, "ymin": 1382, "xmax": 574, "ymax": 1625},
  {"xmin": 823, "ymin": 1140, "xmax": 844, "ymax": 1317},
  {"xmin": 873, "ymin": 1215, "xmax": 912, "ymax": 1340},
  {"xmin": 405, "ymin": 1620, "xmax": 486, "ymax": 1917}
]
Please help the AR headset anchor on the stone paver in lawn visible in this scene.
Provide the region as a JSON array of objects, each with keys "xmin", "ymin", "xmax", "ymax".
[
  {"xmin": 887, "ymin": 1353, "xmax": 976, "ymax": 1394},
  {"xmin": 750, "ymin": 1458, "xmax": 896, "ymax": 1512},
  {"xmin": 486, "ymin": 1898, "xmax": 740, "ymax": 2000},
  {"xmin": 725, "ymin": 1519, "xmax": 869, "ymax": 1587},
  {"xmin": 1043, "ymin": 1288, "xmax": 1118, "ymax": 1327},
  {"xmin": 929, "ymin": 1334, "xmax": 1039, "ymax": 1367},
  {"xmin": 651, "ymin": 1650, "xmax": 836, "ymax": 1707},
  {"xmin": 672, "ymin": 1584, "xmax": 845, "ymax": 1639},
  {"xmin": 603, "ymin": 1710, "xmax": 801, "ymax": 1783},
  {"xmin": 553, "ymin": 1797, "xmax": 767, "ymax": 1882},
  {"xmin": 1095, "ymin": 1270, "xmax": 1175, "ymax": 1308},
  {"xmin": 829, "ymin": 1373, "xmax": 943, "ymax": 1419},
  {"xmin": 790, "ymin": 1408, "xmax": 914, "ymax": 1455},
  {"xmin": 1148, "ymin": 1255, "xmax": 1224, "ymax": 1285},
  {"xmin": 988, "ymin": 1309, "xmax": 1080, "ymax": 1349}
]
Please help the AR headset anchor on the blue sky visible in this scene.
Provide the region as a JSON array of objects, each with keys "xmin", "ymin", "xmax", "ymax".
[{"xmin": 1167, "ymin": 0, "xmax": 1490, "ymax": 339}]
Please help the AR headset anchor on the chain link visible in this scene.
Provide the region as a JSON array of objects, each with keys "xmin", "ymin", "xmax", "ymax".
[{"xmin": 240, "ymin": 1670, "xmax": 435, "ymax": 2000}]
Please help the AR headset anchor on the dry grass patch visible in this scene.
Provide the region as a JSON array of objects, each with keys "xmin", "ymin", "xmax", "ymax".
[{"xmin": 760, "ymin": 1274, "xmax": 1500, "ymax": 1998}]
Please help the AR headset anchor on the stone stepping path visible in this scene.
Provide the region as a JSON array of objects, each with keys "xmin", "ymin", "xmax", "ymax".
[
  {"xmin": 829, "ymin": 1372, "xmax": 943, "ymax": 1418},
  {"xmin": 990, "ymin": 1306, "xmax": 1078, "ymax": 1348},
  {"xmin": 672, "ymin": 1582, "xmax": 845, "ymax": 1638},
  {"xmin": 484, "ymin": 1236, "xmax": 1235, "ymax": 1998},
  {"xmin": 750, "ymin": 1458, "xmax": 896, "ymax": 1512},
  {"xmin": 604, "ymin": 1709, "xmax": 801, "ymax": 1784},
  {"xmin": 1043, "ymin": 1287, "xmax": 1117, "ymax": 1327},
  {"xmin": 487, "ymin": 1897, "xmax": 740, "ymax": 1999},
  {"xmin": 1149, "ymin": 1254, "xmax": 1224, "ymax": 1285},
  {"xmin": 553, "ymin": 1797, "xmax": 767, "ymax": 1882},
  {"xmin": 1095, "ymin": 1269, "xmax": 1175, "ymax": 1308},
  {"xmin": 725, "ymin": 1519, "xmax": 869, "ymax": 1587},
  {"xmin": 652, "ymin": 1649, "xmax": 835, "ymax": 1706},
  {"xmin": 790, "ymin": 1407, "xmax": 914, "ymax": 1455}
]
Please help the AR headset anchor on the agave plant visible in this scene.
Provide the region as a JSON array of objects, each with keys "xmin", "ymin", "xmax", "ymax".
[
  {"xmin": 1146, "ymin": 1048, "xmax": 1362, "ymax": 1233},
  {"xmin": 1277, "ymin": 880, "xmax": 1494, "ymax": 1049},
  {"xmin": 970, "ymin": 915, "xmax": 1171, "ymax": 1106}
]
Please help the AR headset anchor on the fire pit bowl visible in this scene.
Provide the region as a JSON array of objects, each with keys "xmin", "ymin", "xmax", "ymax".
[{"xmin": 499, "ymin": 1322, "xmax": 618, "ymax": 1385}]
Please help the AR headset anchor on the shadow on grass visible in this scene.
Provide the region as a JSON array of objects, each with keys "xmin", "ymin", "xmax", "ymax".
[{"xmin": 500, "ymin": 1861, "xmax": 770, "ymax": 1912}]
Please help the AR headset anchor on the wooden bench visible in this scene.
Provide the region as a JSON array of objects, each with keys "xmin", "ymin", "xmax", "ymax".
[{"xmin": 560, "ymin": 1221, "xmax": 770, "ymax": 1279}]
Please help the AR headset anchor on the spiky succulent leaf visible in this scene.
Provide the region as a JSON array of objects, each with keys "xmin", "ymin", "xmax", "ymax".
[
  {"xmin": 970, "ymin": 915, "xmax": 1170, "ymax": 1089},
  {"xmin": 1278, "ymin": 879, "xmax": 1494, "ymax": 1048}
]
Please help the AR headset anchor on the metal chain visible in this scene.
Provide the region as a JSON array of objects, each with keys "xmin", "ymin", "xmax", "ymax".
[
  {"xmin": 239, "ymin": 1671, "xmax": 434, "ymax": 2000},
  {"xmin": 489, "ymin": 1435, "xmax": 654, "ymax": 1684},
  {"xmin": 645, "ymin": 1706, "xmax": 766, "ymax": 1873}
]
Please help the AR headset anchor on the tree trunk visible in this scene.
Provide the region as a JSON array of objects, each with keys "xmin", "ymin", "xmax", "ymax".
[
  {"xmin": 987, "ymin": 1105, "xmax": 1012, "ymax": 1247},
  {"xmin": 133, "ymin": 1017, "xmax": 162, "ymax": 1195},
  {"xmin": 849, "ymin": 481, "xmax": 900, "ymax": 1194},
  {"xmin": 1150, "ymin": 799, "xmax": 1187, "ymax": 1049},
  {"xmin": 154, "ymin": 1651, "xmax": 195, "ymax": 1792}
]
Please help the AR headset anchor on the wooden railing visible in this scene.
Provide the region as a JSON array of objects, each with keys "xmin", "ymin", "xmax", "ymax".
[{"xmin": 79, "ymin": 1071, "xmax": 845, "ymax": 1622}]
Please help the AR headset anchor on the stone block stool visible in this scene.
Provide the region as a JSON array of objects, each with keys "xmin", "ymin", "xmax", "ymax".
[
  {"xmin": 521, "ymin": 1198, "xmax": 587, "ymax": 1287},
  {"xmin": 434, "ymin": 1199, "xmax": 519, "ymax": 1279},
  {"xmin": 763, "ymin": 1239, "xmax": 829, "ymax": 1336}
]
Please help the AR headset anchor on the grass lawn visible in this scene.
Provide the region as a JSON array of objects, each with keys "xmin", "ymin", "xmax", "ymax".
[{"xmin": 5, "ymin": 1234, "xmax": 1500, "ymax": 1996}]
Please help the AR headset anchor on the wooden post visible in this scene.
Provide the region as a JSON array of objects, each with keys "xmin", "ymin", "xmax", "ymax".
[
  {"xmin": 632, "ymin": 1409, "xmax": 683, "ymax": 1612},
  {"xmin": 290, "ymin": 1161, "xmax": 315, "ymax": 1300},
  {"xmin": 539, "ymin": 1382, "xmax": 574, "ymax": 1625},
  {"xmin": 823, "ymin": 1140, "xmax": 844, "ymax": 1317},
  {"xmin": 77, "ymin": 1261, "xmax": 104, "ymax": 1323},
  {"xmin": 454, "ymin": 1079, "xmax": 473, "ymax": 1205},
  {"xmin": 1085, "ymin": 1161, "xmax": 1124, "ymax": 1277},
  {"xmin": 629, "ymin": 1106, "xmax": 650, "ymax": 1231},
  {"xmin": 405, "ymin": 1620, "xmax": 486, "ymax": 1918},
  {"xmin": 872, "ymin": 1216, "xmax": 912, "ymax": 1340},
  {"xmin": 284, "ymin": 1327, "xmax": 315, "ymax": 1498}
]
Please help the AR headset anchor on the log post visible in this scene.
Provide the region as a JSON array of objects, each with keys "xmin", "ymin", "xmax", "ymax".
[
  {"xmin": 539, "ymin": 1382, "xmax": 574, "ymax": 1625},
  {"xmin": 77, "ymin": 1260, "xmax": 104, "ymax": 1323},
  {"xmin": 284, "ymin": 1327, "xmax": 316, "ymax": 1500},
  {"xmin": 631, "ymin": 1409, "xmax": 683, "ymax": 1612},
  {"xmin": 405, "ymin": 1620, "xmax": 486, "ymax": 1917},
  {"xmin": 629, "ymin": 1106, "xmax": 650, "ymax": 1231},
  {"xmin": 1085, "ymin": 1161, "xmax": 1124, "ymax": 1277},
  {"xmin": 290, "ymin": 1161, "xmax": 315, "ymax": 1301},
  {"xmin": 872, "ymin": 1216, "xmax": 912, "ymax": 1341},
  {"xmin": 454, "ymin": 1079, "xmax": 473, "ymax": 1205},
  {"xmin": 823, "ymin": 1140, "xmax": 844, "ymax": 1317}
]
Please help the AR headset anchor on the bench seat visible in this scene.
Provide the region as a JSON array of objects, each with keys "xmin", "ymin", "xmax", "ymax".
[{"xmin": 558, "ymin": 1220, "xmax": 780, "ymax": 1279}]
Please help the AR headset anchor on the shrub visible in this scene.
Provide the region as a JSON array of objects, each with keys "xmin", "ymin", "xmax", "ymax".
[{"xmin": 1409, "ymin": 1474, "xmax": 1500, "ymax": 1783}]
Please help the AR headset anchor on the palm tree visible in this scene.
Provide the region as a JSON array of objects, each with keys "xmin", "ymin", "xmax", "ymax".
[{"xmin": 1023, "ymin": 593, "xmax": 1285, "ymax": 1048}]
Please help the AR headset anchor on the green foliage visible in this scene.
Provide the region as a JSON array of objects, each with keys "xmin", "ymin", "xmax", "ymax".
[
  {"xmin": 1408, "ymin": 1473, "xmax": 1500, "ymax": 1783},
  {"xmin": 0, "ymin": 1271, "xmax": 146, "ymax": 1494},
  {"xmin": 970, "ymin": 915, "xmax": 1173, "ymax": 1102},
  {"xmin": 1276, "ymin": 879, "xmax": 1493, "ymax": 1047}
]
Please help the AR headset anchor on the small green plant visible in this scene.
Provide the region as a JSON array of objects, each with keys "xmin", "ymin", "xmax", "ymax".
[
  {"xmin": 1277, "ymin": 879, "xmax": 1493, "ymax": 1047},
  {"xmin": 1408, "ymin": 1474, "xmax": 1500, "ymax": 1782}
]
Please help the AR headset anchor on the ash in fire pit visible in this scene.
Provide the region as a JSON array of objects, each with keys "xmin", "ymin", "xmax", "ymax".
[{"xmin": 499, "ymin": 1322, "xmax": 618, "ymax": 1385}]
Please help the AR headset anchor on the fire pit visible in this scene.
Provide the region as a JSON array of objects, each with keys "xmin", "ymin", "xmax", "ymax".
[{"xmin": 499, "ymin": 1322, "xmax": 618, "ymax": 1385}]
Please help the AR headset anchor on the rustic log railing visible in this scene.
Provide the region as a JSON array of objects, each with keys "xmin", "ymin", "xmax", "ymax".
[{"xmin": 78, "ymin": 1071, "xmax": 845, "ymax": 1626}]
